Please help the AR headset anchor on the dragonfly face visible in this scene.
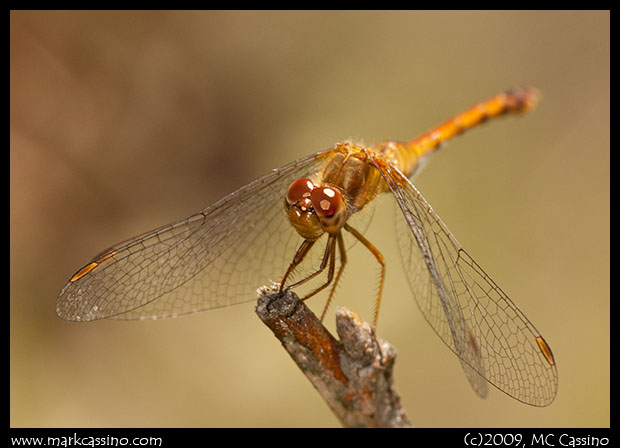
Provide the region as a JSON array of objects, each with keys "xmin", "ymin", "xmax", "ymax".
[{"xmin": 284, "ymin": 177, "xmax": 347, "ymax": 239}]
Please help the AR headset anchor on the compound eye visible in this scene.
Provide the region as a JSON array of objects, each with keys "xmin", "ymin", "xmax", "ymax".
[
  {"xmin": 310, "ymin": 186, "xmax": 346, "ymax": 232},
  {"xmin": 286, "ymin": 178, "xmax": 314, "ymax": 205}
]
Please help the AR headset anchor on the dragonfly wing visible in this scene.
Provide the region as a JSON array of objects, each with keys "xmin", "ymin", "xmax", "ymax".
[
  {"xmin": 373, "ymin": 158, "xmax": 558, "ymax": 407},
  {"xmin": 57, "ymin": 150, "xmax": 332, "ymax": 322}
]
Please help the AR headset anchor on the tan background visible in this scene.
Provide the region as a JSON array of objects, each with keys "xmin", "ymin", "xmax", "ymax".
[{"xmin": 11, "ymin": 11, "xmax": 609, "ymax": 427}]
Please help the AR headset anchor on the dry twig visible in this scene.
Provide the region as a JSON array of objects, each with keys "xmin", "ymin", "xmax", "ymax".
[{"xmin": 255, "ymin": 284, "xmax": 412, "ymax": 428}]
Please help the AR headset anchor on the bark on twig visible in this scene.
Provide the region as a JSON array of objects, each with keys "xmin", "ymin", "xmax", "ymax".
[{"xmin": 255, "ymin": 284, "xmax": 412, "ymax": 428}]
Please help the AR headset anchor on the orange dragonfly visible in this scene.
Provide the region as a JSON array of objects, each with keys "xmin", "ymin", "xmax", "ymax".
[{"xmin": 57, "ymin": 87, "xmax": 558, "ymax": 407}]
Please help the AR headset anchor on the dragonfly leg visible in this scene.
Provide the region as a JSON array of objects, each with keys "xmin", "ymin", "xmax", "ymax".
[
  {"xmin": 297, "ymin": 234, "xmax": 337, "ymax": 301},
  {"xmin": 320, "ymin": 232, "xmax": 347, "ymax": 322},
  {"xmin": 281, "ymin": 235, "xmax": 335, "ymax": 292},
  {"xmin": 344, "ymin": 223, "xmax": 385, "ymax": 330},
  {"xmin": 279, "ymin": 239, "xmax": 316, "ymax": 292}
]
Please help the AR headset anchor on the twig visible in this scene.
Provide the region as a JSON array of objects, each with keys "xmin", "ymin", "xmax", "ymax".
[{"xmin": 255, "ymin": 284, "xmax": 412, "ymax": 428}]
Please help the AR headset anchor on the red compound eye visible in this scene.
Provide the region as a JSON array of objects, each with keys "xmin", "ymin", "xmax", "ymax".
[
  {"xmin": 310, "ymin": 186, "xmax": 346, "ymax": 232},
  {"xmin": 286, "ymin": 178, "xmax": 314, "ymax": 205}
]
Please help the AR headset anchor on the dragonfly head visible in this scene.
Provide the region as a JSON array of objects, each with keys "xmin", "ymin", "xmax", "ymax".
[{"xmin": 285, "ymin": 177, "xmax": 347, "ymax": 239}]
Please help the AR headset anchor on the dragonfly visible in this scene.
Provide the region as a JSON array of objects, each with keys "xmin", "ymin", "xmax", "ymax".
[{"xmin": 57, "ymin": 87, "xmax": 558, "ymax": 407}]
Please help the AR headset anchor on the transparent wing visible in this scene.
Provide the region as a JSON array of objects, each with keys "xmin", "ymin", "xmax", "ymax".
[
  {"xmin": 57, "ymin": 150, "xmax": 333, "ymax": 322},
  {"xmin": 375, "ymin": 159, "xmax": 558, "ymax": 407}
]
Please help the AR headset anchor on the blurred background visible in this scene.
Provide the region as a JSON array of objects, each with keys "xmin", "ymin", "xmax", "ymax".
[{"xmin": 11, "ymin": 11, "xmax": 608, "ymax": 427}]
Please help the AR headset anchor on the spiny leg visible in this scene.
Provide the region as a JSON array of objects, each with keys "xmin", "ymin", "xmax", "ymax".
[
  {"xmin": 344, "ymin": 223, "xmax": 385, "ymax": 330},
  {"xmin": 320, "ymin": 231, "xmax": 347, "ymax": 322},
  {"xmin": 283, "ymin": 234, "xmax": 336, "ymax": 294},
  {"xmin": 299, "ymin": 234, "xmax": 337, "ymax": 302},
  {"xmin": 279, "ymin": 239, "xmax": 316, "ymax": 292}
]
